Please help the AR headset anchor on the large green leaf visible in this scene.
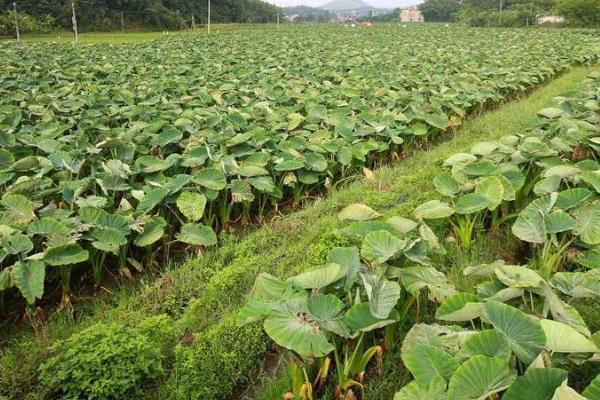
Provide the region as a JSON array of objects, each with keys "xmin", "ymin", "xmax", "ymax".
[
  {"xmin": 583, "ymin": 374, "xmax": 600, "ymax": 399},
  {"xmin": 512, "ymin": 195, "xmax": 557, "ymax": 244},
  {"xmin": 289, "ymin": 263, "xmax": 347, "ymax": 290},
  {"xmin": 458, "ymin": 330, "xmax": 512, "ymax": 361},
  {"xmin": 540, "ymin": 319, "xmax": 598, "ymax": 353},
  {"xmin": 502, "ymin": 368, "xmax": 567, "ymax": 400},
  {"xmin": 176, "ymin": 192, "xmax": 207, "ymax": 222},
  {"xmin": 133, "ymin": 217, "xmax": 166, "ymax": 247},
  {"xmin": 393, "ymin": 377, "xmax": 448, "ymax": 400},
  {"xmin": 447, "ymin": 355, "xmax": 516, "ymax": 400},
  {"xmin": 361, "ymin": 230, "xmax": 407, "ymax": 264},
  {"xmin": 13, "ymin": 260, "xmax": 45, "ymax": 305},
  {"xmin": 194, "ymin": 168, "xmax": 227, "ymax": 191},
  {"xmin": 402, "ymin": 344, "xmax": 459, "ymax": 386},
  {"xmin": 453, "ymin": 193, "xmax": 489, "ymax": 215},
  {"xmin": 263, "ymin": 298, "xmax": 334, "ymax": 358},
  {"xmin": 361, "ymin": 273, "xmax": 401, "ymax": 319},
  {"xmin": 1, "ymin": 194, "xmax": 35, "ymax": 224},
  {"xmin": 482, "ymin": 301, "xmax": 546, "ymax": 364},
  {"xmin": 44, "ymin": 244, "xmax": 89, "ymax": 266},
  {"xmin": 572, "ymin": 202, "xmax": 600, "ymax": 245},
  {"xmin": 414, "ymin": 200, "xmax": 456, "ymax": 220},
  {"xmin": 175, "ymin": 223, "xmax": 217, "ymax": 246},
  {"xmin": 343, "ymin": 302, "xmax": 398, "ymax": 337},
  {"xmin": 475, "ymin": 176, "xmax": 505, "ymax": 211},
  {"xmin": 435, "ymin": 293, "xmax": 482, "ymax": 322},
  {"xmin": 338, "ymin": 204, "xmax": 382, "ymax": 221}
]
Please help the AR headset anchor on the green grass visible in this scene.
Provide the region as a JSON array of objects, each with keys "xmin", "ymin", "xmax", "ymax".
[{"xmin": 0, "ymin": 65, "xmax": 595, "ymax": 400}]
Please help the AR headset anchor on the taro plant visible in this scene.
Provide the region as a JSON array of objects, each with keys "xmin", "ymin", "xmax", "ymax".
[
  {"xmin": 395, "ymin": 297, "xmax": 600, "ymax": 399},
  {"xmin": 237, "ymin": 204, "xmax": 456, "ymax": 399}
]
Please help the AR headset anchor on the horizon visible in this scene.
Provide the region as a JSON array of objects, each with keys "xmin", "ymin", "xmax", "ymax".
[{"xmin": 266, "ymin": 0, "xmax": 422, "ymax": 9}]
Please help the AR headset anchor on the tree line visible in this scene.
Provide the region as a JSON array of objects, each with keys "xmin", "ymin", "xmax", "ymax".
[
  {"xmin": 0, "ymin": 0, "xmax": 280, "ymax": 34},
  {"xmin": 418, "ymin": 0, "xmax": 600, "ymax": 27}
]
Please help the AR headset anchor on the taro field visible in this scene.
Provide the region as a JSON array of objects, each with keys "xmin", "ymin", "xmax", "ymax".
[{"xmin": 1, "ymin": 24, "xmax": 600, "ymax": 400}]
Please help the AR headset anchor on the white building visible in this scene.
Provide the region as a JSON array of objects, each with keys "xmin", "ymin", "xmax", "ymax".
[
  {"xmin": 538, "ymin": 15, "xmax": 565, "ymax": 25},
  {"xmin": 401, "ymin": 7, "xmax": 424, "ymax": 23}
]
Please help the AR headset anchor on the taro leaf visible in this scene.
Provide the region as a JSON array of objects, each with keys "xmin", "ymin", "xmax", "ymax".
[
  {"xmin": 413, "ymin": 200, "xmax": 455, "ymax": 220},
  {"xmin": 458, "ymin": 330, "xmax": 512, "ymax": 361},
  {"xmin": 13, "ymin": 260, "xmax": 45, "ymax": 304},
  {"xmin": 289, "ymin": 263, "xmax": 347, "ymax": 290},
  {"xmin": 97, "ymin": 214, "xmax": 129, "ymax": 235},
  {"xmin": 399, "ymin": 266, "xmax": 456, "ymax": 302},
  {"xmin": 482, "ymin": 301, "xmax": 546, "ymax": 364},
  {"xmin": 195, "ymin": 168, "xmax": 227, "ymax": 191},
  {"xmin": 402, "ymin": 344, "xmax": 459, "ymax": 387},
  {"xmin": 401, "ymin": 323, "xmax": 466, "ymax": 356},
  {"xmin": 423, "ymin": 113, "xmax": 450, "ymax": 130},
  {"xmin": 464, "ymin": 159, "xmax": 497, "ymax": 177},
  {"xmin": 393, "ymin": 376, "xmax": 448, "ymax": 400},
  {"xmin": 343, "ymin": 302, "xmax": 398, "ymax": 337},
  {"xmin": 540, "ymin": 319, "xmax": 598, "ymax": 353},
  {"xmin": 538, "ymin": 107, "xmax": 564, "ymax": 119},
  {"xmin": 248, "ymin": 176, "xmax": 276, "ymax": 194},
  {"xmin": 433, "ymin": 173, "xmax": 460, "ymax": 197},
  {"xmin": 327, "ymin": 247, "xmax": 361, "ymax": 290},
  {"xmin": 90, "ymin": 228, "xmax": 127, "ymax": 255},
  {"xmin": 176, "ymin": 223, "xmax": 217, "ymax": 247},
  {"xmin": 443, "ymin": 153, "xmax": 476, "ymax": 168},
  {"xmin": 583, "ymin": 374, "xmax": 600, "ymax": 399},
  {"xmin": 581, "ymin": 171, "xmax": 600, "ymax": 193},
  {"xmin": 134, "ymin": 217, "xmax": 166, "ymax": 247},
  {"xmin": 550, "ymin": 272, "xmax": 600, "ymax": 298},
  {"xmin": 307, "ymin": 294, "xmax": 349, "ymax": 337},
  {"xmin": 475, "ymin": 176, "xmax": 505, "ymax": 211},
  {"xmin": 572, "ymin": 202, "xmax": 600, "ymax": 245},
  {"xmin": 263, "ymin": 297, "xmax": 334, "ymax": 358},
  {"xmin": 447, "ymin": 355, "xmax": 516, "ymax": 400},
  {"xmin": 534, "ymin": 176, "xmax": 562, "ymax": 196},
  {"xmin": 75, "ymin": 196, "xmax": 107, "ymax": 209},
  {"xmin": 361, "ymin": 273, "xmax": 401, "ymax": 319},
  {"xmin": 230, "ymin": 179, "xmax": 255, "ymax": 203},
  {"xmin": 287, "ymin": 112, "xmax": 305, "ymax": 131},
  {"xmin": 494, "ymin": 264, "xmax": 544, "ymax": 289},
  {"xmin": 555, "ymin": 189, "xmax": 592, "ymax": 211},
  {"xmin": 237, "ymin": 164, "xmax": 269, "ymax": 178},
  {"xmin": 0, "ymin": 267, "xmax": 11, "ymax": 291},
  {"xmin": 1, "ymin": 194, "xmax": 35, "ymax": 224},
  {"xmin": 151, "ymin": 126, "xmax": 183, "ymax": 147},
  {"xmin": 576, "ymin": 247, "xmax": 600, "ymax": 269},
  {"xmin": 453, "ymin": 193, "xmax": 489, "ymax": 215},
  {"xmin": 336, "ymin": 221, "xmax": 399, "ymax": 240},
  {"xmin": 274, "ymin": 159, "xmax": 304, "ymax": 172},
  {"xmin": 176, "ymin": 192, "xmax": 207, "ymax": 222},
  {"xmin": 552, "ymin": 382, "xmax": 585, "ymax": 399},
  {"xmin": 1, "ymin": 234, "xmax": 33, "ymax": 255},
  {"xmin": 545, "ymin": 210, "xmax": 577, "ymax": 234},
  {"xmin": 435, "ymin": 293, "xmax": 482, "ymax": 322},
  {"xmin": 338, "ymin": 204, "xmax": 382, "ymax": 221},
  {"xmin": 543, "ymin": 165, "xmax": 581, "ymax": 179},
  {"xmin": 512, "ymin": 195, "xmax": 557, "ymax": 244},
  {"xmin": 44, "ymin": 244, "xmax": 89, "ymax": 266},
  {"xmin": 136, "ymin": 187, "xmax": 170, "ymax": 214},
  {"xmin": 502, "ymin": 367, "xmax": 567, "ymax": 400},
  {"xmin": 361, "ymin": 230, "xmax": 406, "ymax": 264},
  {"xmin": 386, "ymin": 217, "xmax": 418, "ymax": 235}
]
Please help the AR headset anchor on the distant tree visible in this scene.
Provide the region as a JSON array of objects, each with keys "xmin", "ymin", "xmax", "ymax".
[
  {"xmin": 556, "ymin": 0, "xmax": 600, "ymax": 26},
  {"xmin": 419, "ymin": 0, "xmax": 461, "ymax": 22}
]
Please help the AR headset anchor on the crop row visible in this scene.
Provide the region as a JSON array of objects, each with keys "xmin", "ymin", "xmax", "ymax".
[
  {"xmin": 234, "ymin": 70, "xmax": 600, "ymax": 399},
  {"xmin": 0, "ymin": 26, "xmax": 599, "ymax": 308}
]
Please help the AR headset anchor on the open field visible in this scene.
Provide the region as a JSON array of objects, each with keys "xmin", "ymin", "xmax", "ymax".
[{"xmin": 1, "ymin": 24, "xmax": 600, "ymax": 400}]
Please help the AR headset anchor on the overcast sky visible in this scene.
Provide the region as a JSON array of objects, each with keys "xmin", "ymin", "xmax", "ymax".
[{"xmin": 266, "ymin": 0, "xmax": 421, "ymax": 8}]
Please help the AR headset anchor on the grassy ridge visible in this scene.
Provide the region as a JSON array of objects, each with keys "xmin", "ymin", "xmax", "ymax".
[{"xmin": 0, "ymin": 66, "xmax": 594, "ymax": 399}]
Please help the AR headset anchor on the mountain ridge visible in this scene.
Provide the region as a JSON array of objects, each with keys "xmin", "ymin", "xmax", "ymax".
[{"xmin": 319, "ymin": 0, "xmax": 374, "ymax": 11}]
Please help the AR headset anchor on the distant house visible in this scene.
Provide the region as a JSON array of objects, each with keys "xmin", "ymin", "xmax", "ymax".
[
  {"xmin": 538, "ymin": 15, "xmax": 564, "ymax": 25},
  {"xmin": 401, "ymin": 7, "xmax": 424, "ymax": 23}
]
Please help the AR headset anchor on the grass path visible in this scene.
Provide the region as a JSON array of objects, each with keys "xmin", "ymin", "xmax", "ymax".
[{"xmin": 0, "ymin": 65, "xmax": 594, "ymax": 400}]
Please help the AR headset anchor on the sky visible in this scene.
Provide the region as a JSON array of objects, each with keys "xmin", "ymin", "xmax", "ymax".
[{"xmin": 266, "ymin": 0, "xmax": 421, "ymax": 8}]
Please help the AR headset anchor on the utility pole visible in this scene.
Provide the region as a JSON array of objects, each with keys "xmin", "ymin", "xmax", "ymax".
[
  {"xmin": 277, "ymin": 13, "xmax": 280, "ymax": 29},
  {"xmin": 120, "ymin": 11, "xmax": 124, "ymax": 33},
  {"xmin": 192, "ymin": 13, "xmax": 196, "ymax": 31},
  {"xmin": 13, "ymin": 2, "xmax": 20, "ymax": 42},
  {"xmin": 498, "ymin": 0, "xmax": 504, "ymax": 26},
  {"xmin": 207, "ymin": 0, "xmax": 211, "ymax": 33},
  {"xmin": 72, "ymin": 2, "xmax": 79, "ymax": 42}
]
